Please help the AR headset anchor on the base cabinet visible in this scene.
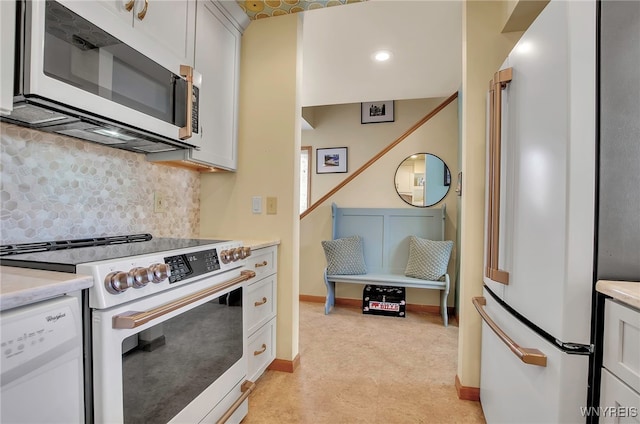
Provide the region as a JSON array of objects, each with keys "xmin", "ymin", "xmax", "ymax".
[
  {"xmin": 245, "ymin": 246, "xmax": 277, "ymax": 382},
  {"xmin": 600, "ymin": 299, "xmax": 640, "ymax": 423}
]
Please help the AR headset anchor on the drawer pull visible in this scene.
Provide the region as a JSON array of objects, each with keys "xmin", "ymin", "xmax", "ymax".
[
  {"xmin": 254, "ymin": 297, "xmax": 268, "ymax": 307},
  {"xmin": 254, "ymin": 343, "xmax": 267, "ymax": 356},
  {"xmin": 216, "ymin": 380, "xmax": 255, "ymax": 424},
  {"xmin": 255, "ymin": 260, "xmax": 268, "ymax": 268}
]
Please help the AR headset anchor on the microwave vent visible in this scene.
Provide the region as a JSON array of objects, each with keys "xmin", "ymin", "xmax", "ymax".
[{"xmin": 9, "ymin": 104, "xmax": 70, "ymax": 125}]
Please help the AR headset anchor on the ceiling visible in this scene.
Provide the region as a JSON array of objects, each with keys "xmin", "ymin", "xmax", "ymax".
[
  {"xmin": 234, "ymin": 0, "xmax": 462, "ymax": 108},
  {"xmin": 301, "ymin": 0, "xmax": 462, "ymax": 107},
  {"xmin": 236, "ymin": 0, "xmax": 365, "ymax": 20}
]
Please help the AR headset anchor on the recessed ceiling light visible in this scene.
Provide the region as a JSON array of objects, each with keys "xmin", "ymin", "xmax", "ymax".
[{"xmin": 373, "ymin": 50, "xmax": 392, "ymax": 62}]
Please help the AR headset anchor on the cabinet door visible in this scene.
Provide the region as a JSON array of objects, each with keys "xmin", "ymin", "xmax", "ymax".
[
  {"xmin": 133, "ymin": 0, "xmax": 196, "ymax": 66},
  {"xmin": 92, "ymin": 0, "xmax": 135, "ymax": 27},
  {"xmin": 190, "ymin": 0, "xmax": 241, "ymax": 170},
  {"xmin": 65, "ymin": 0, "xmax": 194, "ymax": 71}
]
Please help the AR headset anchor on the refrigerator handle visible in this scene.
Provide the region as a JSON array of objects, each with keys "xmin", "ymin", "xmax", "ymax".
[
  {"xmin": 473, "ymin": 296, "xmax": 547, "ymax": 367},
  {"xmin": 485, "ymin": 68, "xmax": 513, "ymax": 285}
]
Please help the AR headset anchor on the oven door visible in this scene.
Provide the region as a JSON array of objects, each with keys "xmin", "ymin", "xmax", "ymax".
[
  {"xmin": 17, "ymin": 1, "xmax": 198, "ymax": 142},
  {"xmin": 92, "ymin": 270, "xmax": 254, "ymax": 424}
]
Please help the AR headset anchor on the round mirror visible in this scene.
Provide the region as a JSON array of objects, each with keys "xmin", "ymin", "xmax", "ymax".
[{"xmin": 394, "ymin": 153, "xmax": 451, "ymax": 207}]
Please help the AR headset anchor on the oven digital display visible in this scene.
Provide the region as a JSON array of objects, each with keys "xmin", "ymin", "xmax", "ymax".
[{"xmin": 165, "ymin": 248, "xmax": 220, "ymax": 284}]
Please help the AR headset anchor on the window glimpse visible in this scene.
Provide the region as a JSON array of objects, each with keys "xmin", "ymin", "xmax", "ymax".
[{"xmin": 300, "ymin": 146, "xmax": 311, "ymax": 214}]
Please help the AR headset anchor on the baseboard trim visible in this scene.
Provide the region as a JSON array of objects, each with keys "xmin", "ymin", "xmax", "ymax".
[
  {"xmin": 299, "ymin": 294, "xmax": 455, "ymax": 315},
  {"xmin": 299, "ymin": 294, "xmax": 325, "ymax": 303},
  {"xmin": 455, "ymin": 375, "xmax": 480, "ymax": 401},
  {"xmin": 267, "ymin": 354, "xmax": 300, "ymax": 373}
]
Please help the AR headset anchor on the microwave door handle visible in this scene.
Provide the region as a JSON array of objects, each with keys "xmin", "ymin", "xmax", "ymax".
[
  {"xmin": 179, "ymin": 65, "xmax": 194, "ymax": 140},
  {"xmin": 112, "ymin": 270, "xmax": 256, "ymax": 329}
]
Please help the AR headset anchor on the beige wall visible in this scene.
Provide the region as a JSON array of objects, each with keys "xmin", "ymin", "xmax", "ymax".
[
  {"xmin": 300, "ymin": 98, "xmax": 459, "ymax": 308},
  {"xmin": 199, "ymin": 14, "xmax": 301, "ymax": 362},
  {"xmin": 303, "ymin": 99, "xmax": 453, "ymax": 204},
  {"xmin": 457, "ymin": 1, "xmax": 523, "ymax": 389}
]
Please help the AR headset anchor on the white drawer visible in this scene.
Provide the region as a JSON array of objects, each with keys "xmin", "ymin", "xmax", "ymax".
[
  {"xmin": 599, "ymin": 368, "xmax": 640, "ymax": 424},
  {"xmin": 246, "ymin": 275, "xmax": 276, "ymax": 335},
  {"xmin": 604, "ymin": 299, "xmax": 640, "ymax": 393},
  {"xmin": 246, "ymin": 247, "xmax": 276, "ymax": 280},
  {"xmin": 247, "ymin": 319, "xmax": 275, "ymax": 382}
]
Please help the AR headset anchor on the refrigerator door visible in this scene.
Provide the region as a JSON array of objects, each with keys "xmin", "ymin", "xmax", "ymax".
[
  {"xmin": 479, "ymin": 288, "xmax": 589, "ymax": 424},
  {"xmin": 483, "ymin": 0, "xmax": 596, "ymax": 345}
]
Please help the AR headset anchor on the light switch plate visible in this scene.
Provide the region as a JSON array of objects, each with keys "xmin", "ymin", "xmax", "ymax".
[
  {"xmin": 266, "ymin": 197, "xmax": 277, "ymax": 215},
  {"xmin": 252, "ymin": 196, "xmax": 262, "ymax": 214}
]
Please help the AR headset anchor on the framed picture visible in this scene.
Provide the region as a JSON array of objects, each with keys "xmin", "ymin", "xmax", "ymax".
[
  {"xmin": 361, "ymin": 101, "xmax": 394, "ymax": 124},
  {"xmin": 316, "ymin": 147, "xmax": 348, "ymax": 174}
]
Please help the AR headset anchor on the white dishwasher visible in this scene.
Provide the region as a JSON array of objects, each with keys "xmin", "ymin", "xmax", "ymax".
[{"xmin": 1, "ymin": 295, "xmax": 84, "ymax": 423}]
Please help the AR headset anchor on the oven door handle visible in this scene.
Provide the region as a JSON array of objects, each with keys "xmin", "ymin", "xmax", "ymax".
[{"xmin": 112, "ymin": 270, "xmax": 256, "ymax": 329}]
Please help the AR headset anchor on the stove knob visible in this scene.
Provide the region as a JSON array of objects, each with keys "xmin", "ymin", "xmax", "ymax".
[
  {"xmin": 231, "ymin": 248, "xmax": 241, "ymax": 261},
  {"xmin": 239, "ymin": 246, "xmax": 251, "ymax": 259},
  {"xmin": 130, "ymin": 267, "xmax": 153, "ymax": 288},
  {"xmin": 105, "ymin": 271, "xmax": 133, "ymax": 294},
  {"xmin": 149, "ymin": 263, "xmax": 171, "ymax": 283},
  {"xmin": 220, "ymin": 250, "xmax": 232, "ymax": 264}
]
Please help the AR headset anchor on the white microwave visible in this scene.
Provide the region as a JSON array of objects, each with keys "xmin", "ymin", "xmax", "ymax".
[{"xmin": 2, "ymin": 0, "xmax": 201, "ymax": 153}]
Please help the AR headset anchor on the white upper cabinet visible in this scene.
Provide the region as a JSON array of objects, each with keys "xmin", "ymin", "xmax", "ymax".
[
  {"xmin": 190, "ymin": 0, "xmax": 241, "ymax": 169},
  {"xmin": 132, "ymin": 0, "xmax": 196, "ymax": 66},
  {"xmin": 65, "ymin": 0, "xmax": 196, "ymax": 69},
  {"xmin": 146, "ymin": 0, "xmax": 243, "ymax": 170}
]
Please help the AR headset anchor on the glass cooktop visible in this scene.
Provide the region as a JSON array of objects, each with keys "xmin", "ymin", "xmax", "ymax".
[{"xmin": 0, "ymin": 236, "xmax": 228, "ymax": 273}]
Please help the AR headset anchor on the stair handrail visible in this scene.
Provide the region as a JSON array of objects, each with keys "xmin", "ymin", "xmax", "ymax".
[{"xmin": 300, "ymin": 91, "xmax": 459, "ymax": 219}]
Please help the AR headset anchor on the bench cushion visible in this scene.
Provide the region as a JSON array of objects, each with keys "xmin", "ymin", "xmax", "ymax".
[
  {"xmin": 404, "ymin": 236, "xmax": 453, "ymax": 281},
  {"xmin": 321, "ymin": 236, "xmax": 367, "ymax": 275}
]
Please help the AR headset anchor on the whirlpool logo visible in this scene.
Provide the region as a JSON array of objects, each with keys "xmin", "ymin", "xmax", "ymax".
[{"xmin": 46, "ymin": 312, "xmax": 67, "ymax": 323}]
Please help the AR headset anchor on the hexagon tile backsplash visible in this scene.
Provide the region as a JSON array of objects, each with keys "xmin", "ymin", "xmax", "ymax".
[{"xmin": 0, "ymin": 123, "xmax": 201, "ymax": 244}]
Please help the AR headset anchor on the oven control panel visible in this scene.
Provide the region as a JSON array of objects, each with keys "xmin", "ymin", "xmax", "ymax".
[
  {"xmin": 165, "ymin": 248, "xmax": 221, "ymax": 284},
  {"xmin": 84, "ymin": 241, "xmax": 249, "ymax": 310}
]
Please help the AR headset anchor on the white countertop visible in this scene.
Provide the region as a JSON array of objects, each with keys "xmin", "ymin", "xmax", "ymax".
[
  {"xmin": 0, "ymin": 266, "xmax": 93, "ymax": 312},
  {"xmin": 242, "ymin": 239, "xmax": 280, "ymax": 250},
  {"xmin": 596, "ymin": 280, "xmax": 640, "ymax": 310}
]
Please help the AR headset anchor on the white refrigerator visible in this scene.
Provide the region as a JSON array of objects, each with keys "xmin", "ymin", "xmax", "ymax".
[{"xmin": 476, "ymin": 0, "xmax": 597, "ymax": 422}]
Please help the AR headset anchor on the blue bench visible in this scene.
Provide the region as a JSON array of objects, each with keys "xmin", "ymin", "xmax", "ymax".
[{"xmin": 323, "ymin": 204, "xmax": 450, "ymax": 326}]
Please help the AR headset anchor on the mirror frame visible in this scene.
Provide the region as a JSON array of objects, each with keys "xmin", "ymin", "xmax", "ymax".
[{"xmin": 394, "ymin": 153, "xmax": 451, "ymax": 208}]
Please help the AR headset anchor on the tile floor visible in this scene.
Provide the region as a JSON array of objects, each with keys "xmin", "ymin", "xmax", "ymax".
[{"xmin": 243, "ymin": 301, "xmax": 486, "ymax": 424}]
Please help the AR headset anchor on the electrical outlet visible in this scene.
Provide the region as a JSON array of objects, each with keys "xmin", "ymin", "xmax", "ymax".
[
  {"xmin": 266, "ymin": 197, "xmax": 277, "ymax": 215},
  {"xmin": 154, "ymin": 191, "xmax": 166, "ymax": 213}
]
